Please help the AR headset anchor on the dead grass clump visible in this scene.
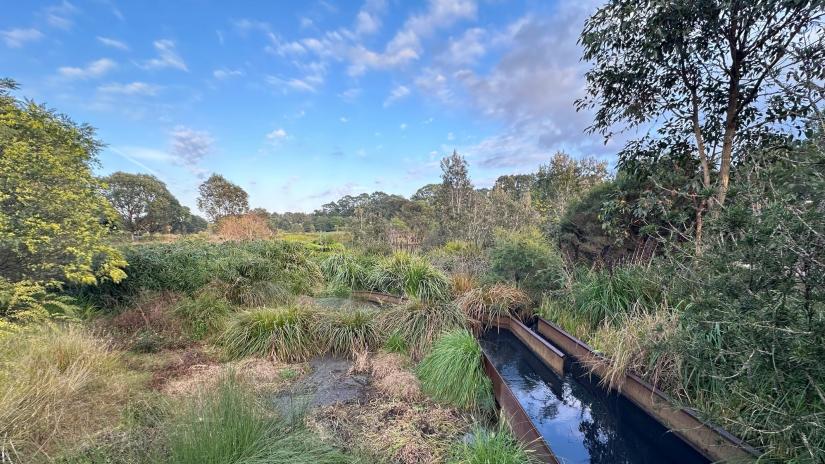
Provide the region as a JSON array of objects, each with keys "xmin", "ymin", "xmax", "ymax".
[
  {"xmin": 0, "ymin": 324, "xmax": 138, "ymax": 461},
  {"xmin": 215, "ymin": 213, "xmax": 273, "ymax": 241},
  {"xmin": 589, "ymin": 308, "xmax": 682, "ymax": 392},
  {"xmin": 450, "ymin": 273, "xmax": 476, "ymax": 296},
  {"xmin": 108, "ymin": 291, "xmax": 188, "ymax": 351},
  {"xmin": 309, "ymin": 397, "xmax": 470, "ymax": 464},
  {"xmin": 348, "ymin": 349, "xmax": 372, "ymax": 375},
  {"xmin": 371, "ymin": 352, "xmax": 409, "ymax": 379},
  {"xmin": 457, "ymin": 283, "xmax": 531, "ymax": 328},
  {"xmin": 375, "ymin": 371, "xmax": 421, "ymax": 400}
]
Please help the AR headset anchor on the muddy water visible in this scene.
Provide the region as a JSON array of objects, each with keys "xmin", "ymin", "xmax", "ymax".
[{"xmin": 481, "ymin": 329, "xmax": 709, "ymax": 464}]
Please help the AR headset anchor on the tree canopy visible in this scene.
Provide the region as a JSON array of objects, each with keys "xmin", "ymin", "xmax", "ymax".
[
  {"xmin": 197, "ymin": 174, "xmax": 249, "ymax": 222},
  {"xmin": 0, "ymin": 80, "xmax": 126, "ymax": 285}
]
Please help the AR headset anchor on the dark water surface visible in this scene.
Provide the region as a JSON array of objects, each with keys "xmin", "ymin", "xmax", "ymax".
[{"xmin": 481, "ymin": 329, "xmax": 709, "ymax": 464}]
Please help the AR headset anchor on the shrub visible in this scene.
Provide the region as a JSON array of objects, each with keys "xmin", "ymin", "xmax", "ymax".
[
  {"xmin": 213, "ymin": 252, "xmax": 292, "ymax": 306},
  {"xmin": 222, "ymin": 306, "xmax": 317, "ymax": 362},
  {"xmin": 174, "ymin": 289, "xmax": 232, "ymax": 340},
  {"xmin": 0, "ymin": 279, "xmax": 82, "ymax": 333},
  {"xmin": 488, "ymin": 229, "xmax": 565, "ymax": 300},
  {"xmin": 457, "ymin": 283, "xmax": 531, "ymax": 328},
  {"xmin": 215, "ymin": 213, "xmax": 273, "ymax": 241},
  {"xmin": 380, "ymin": 300, "xmax": 467, "ymax": 360},
  {"xmin": 0, "ymin": 324, "xmax": 135, "ymax": 460},
  {"xmin": 316, "ymin": 308, "xmax": 379, "ymax": 357},
  {"xmin": 448, "ymin": 424, "xmax": 536, "ymax": 464},
  {"xmin": 416, "ymin": 329, "xmax": 493, "ymax": 412},
  {"xmin": 371, "ymin": 252, "xmax": 450, "ymax": 301},
  {"xmin": 165, "ymin": 373, "xmax": 354, "ymax": 464}
]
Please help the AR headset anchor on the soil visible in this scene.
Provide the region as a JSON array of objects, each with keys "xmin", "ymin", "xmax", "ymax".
[{"xmin": 275, "ymin": 356, "xmax": 369, "ymax": 408}]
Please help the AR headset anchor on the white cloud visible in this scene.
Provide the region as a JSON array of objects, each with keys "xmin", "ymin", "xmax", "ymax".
[
  {"xmin": 1, "ymin": 28, "xmax": 43, "ymax": 48},
  {"xmin": 142, "ymin": 39, "xmax": 188, "ymax": 71},
  {"xmin": 213, "ymin": 68, "xmax": 244, "ymax": 80},
  {"xmin": 170, "ymin": 126, "xmax": 213, "ymax": 165},
  {"xmin": 339, "ymin": 87, "xmax": 362, "ymax": 102},
  {"xmin": 438, "ymin": 27, "xmax": 486, "ymax": 66},
  {"xmin": 266, "ymin": 75, "xmax": 318, "ymax": 93},
  {"xmin": 98, "ymin": 81, "xmax": 160, "ymax": 96},
  {"xmin": 383, "ymin": 84, "xmax": 410, "ymax": 107},
  {"xmin": 97, "ymin": 36, "xmax": 129, "ymax": 50},
  {"xmin": 267, "ymin": 128, "xmax": 288, "ymax": 140},
  {"xmin": 43, "ymin": 1, "xmax": 78, "ymax": 30},
  {"xmin": 339, "ymin": 116, "xmax": 349, "ymax": 123},
  {"xmin": 400, "ymin": 123, "xmax": 408, "ymax": 130},
  {"xmin": 447, "ymin": 132, "xmax": 455, "ymax": 141},
  {"xmin": 355, "ymin": 11, "xmax": 381, "ymax": 35},
  {"xmin": 58, "ymin": 58, "xmax": 116, "ymax": 79}
]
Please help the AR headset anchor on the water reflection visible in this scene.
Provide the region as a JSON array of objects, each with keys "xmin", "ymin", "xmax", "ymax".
[{"xmin": 481, "ymin": 329, "xmax": 709, "ymax": 464}]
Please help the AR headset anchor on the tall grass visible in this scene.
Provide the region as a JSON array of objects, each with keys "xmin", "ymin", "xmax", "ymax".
[
  {"xmin": 320, "ymin": 252, "xmax": 372, "ymax": 290},
  {"xmin": 457, "ymin": 283, "xmax": 531, "ymax": 328},
  {"xmin": 0, "ymin": 324, "xmax": 134, "ymax": 461},
  {"xmin": 416, "ymin": 329, "xmax": 493, "ymax": 412},
  {"xmin": 174, "ymin": 289, "xmax": 232, "ymax": 340},
  {"xmin": 448, "ymin": 423, "xmax": 536, "ymax": 464},
  {"xmin": 316, "ymin": 308, "xmax": 379, "ymax": 357},
  {"xmin": 166, "ymin": 373, "xmax": 355, "ymax": 464},
  {"xmin": 371, "ymin": 252, "xmax": 451, "ymax": 301},
  {"xmin": 379, "ymin": 300, "xmax": 468, "ymax": 360},
  {"xmin": 222, "ymin": 306, "xmax": 318, "ymax": 362},
  {"xmin": 571, "ymin": 265, "xmax": 662, "ymax": 329}
]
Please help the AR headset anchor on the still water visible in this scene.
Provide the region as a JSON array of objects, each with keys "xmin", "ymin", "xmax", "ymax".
[{"xmin": 480, "ymin": 329, "xmax": 709, "ymax": 464}]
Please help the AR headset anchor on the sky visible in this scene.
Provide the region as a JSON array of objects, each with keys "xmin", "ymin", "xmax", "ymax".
[{"xmin": 2, "ymin": 0, "xmax": 619, "ymax": 214}]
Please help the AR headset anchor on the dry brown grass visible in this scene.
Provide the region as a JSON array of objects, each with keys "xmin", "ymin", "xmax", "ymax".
[
  {"xmin": 215, "ymin": 214, "xmax": 273, "ymax": 241},
  {"xmin": 370, "ymin": 352, "xmax": 409, "ymax": 379},
  {"xmin": 457, "ymin": 283, "xmax": 531, "ymax": 328},
  {"xmin": 309, "ymin": 396, "xmax": 470, "ymax": 464},
  {"xmin": 158, "ymin": 355, "xmax": 309, "ymax": 395},
  {"xmin": 0, "ymin": 324, "xmax": 139, "ymax": 461},
  {"xmin": 375, "ymin": 371, "xmax": 421, "ymax": 400},
  {"xmin": 107, "ymin": 291, "xmax": 189, "ymax": 350},
  {"xmin": 450, "ymin": 273, "xmax": 476, "ymax": 296}
]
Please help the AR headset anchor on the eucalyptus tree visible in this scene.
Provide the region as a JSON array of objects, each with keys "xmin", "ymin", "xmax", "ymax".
[
  {"xmin": 102, "ymin": 172, "xmax": 180, "ymax": 235},
  {"xmin": 196, "ymin": 174, "xmax": 249, "ymax": 222},
  {"xmin": 578, "ymin": 0, "xmax": 825, "ymax": 248}
]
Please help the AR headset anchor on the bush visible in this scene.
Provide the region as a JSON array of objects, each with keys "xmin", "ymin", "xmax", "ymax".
[
  {"xmin": 215, "ymin": 214, "xmax": 273, "ymax": 241},
  {"xmin": 316, "ymin": 308, "xmax": 379, "ymax": 357},
  {"xmin": 379, "ymin": 300, "xmax": 467, "ymax": 360},
  {"xmin": 0, "ymin": 279, "xmax": 82, "ymax": 333},
  {"xmin": 457, "ymin": 283, "xmax": 531, "ymax": 328},
  {"xmin": 165, "ymin": 373, "xmax": 355, "ymax": 464},
  {"xmin": 416, "ymin": 329, "xmax": 493, "ymax": 412},
  {"xmin": 320, "ymin": 252, "xmax": 373, "ymax": 291},
  {"xmin": 222, "ymin": 306, "xmax": 317, "ymax": 362},
  {"xmin": 448, "ymin": 424, "xmax": 536, "ymax": 464},
  {"xmin": 0, "ymin": 324, "xmax": 135, "ymax": 460},
  {"xmin": 488, "ymin": 229, "xmax": 565, "ymax": 300},
  {"xmin": 371, "ymin": 252, "xmax": 450, "ymax": 301},
  {"xmin": 174, "ymin": 289, "xmax": 232, "ymax": 339}
]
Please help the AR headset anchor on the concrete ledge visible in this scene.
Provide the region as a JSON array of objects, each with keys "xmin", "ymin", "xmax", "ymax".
[{"xmin": 536, "ymin": 317, "xmax": 758, "ymax": 463}]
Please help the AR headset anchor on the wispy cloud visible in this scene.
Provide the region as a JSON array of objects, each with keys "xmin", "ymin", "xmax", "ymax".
[
  {"xmin": 266, "ymin": 128, "xmax": 288, "ymax": 140},
  {"xmin": 213, "ymin": 68, "xmax": 244, "ymax": 80},
  {"xmin": 170, "ymin": 126, "xmax": 213, "ymax": 166},
  {"xmin": 142, "ymin": 39, "xmax": 188, "ymax": 71},
  {"xmin": 266, "ymin": 75, "xmax": 318, "ymax": 93},
  {"xmin": 1, "ymin": 28, "xmax": 43, "ymax": 48},
  {"xmin": 97, "ymin": 36, "xmax": 129, "ymax": 50},
  {"xmin": 58, "ymin": 58, "xmax": 116, "ymax": 79},
  {"xmin": 383, "ymin": 84, "xmax": 410, "ymax": 107},
  {"xmin": 43, "ymin": 1, "xmax": 78, "ymax": 30},
  {"xmin": 98, "ymin": 81, "xmax": 160, "ymax": 96}
]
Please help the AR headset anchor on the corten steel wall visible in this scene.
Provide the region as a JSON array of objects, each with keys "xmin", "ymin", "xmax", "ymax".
[
  {"xmin": 492, "ymin": 316, "xmax": 565, "ymax": 375},
  {"xmin": 483, "ymin": 353, "xmax": 558, "ymax": 463},
  {"xmin": 536, "ymin": 317, "xmax": 759, "ymax": 463},
  {"xmin": 351, "ymin": 291, "xmax": 407, "ymax": 305}
]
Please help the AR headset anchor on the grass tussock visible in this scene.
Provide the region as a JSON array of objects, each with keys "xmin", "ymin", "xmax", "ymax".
[
  {"xmin": 416, "ymin": 329, "xmax": 493, "ymax": 413},
  {"xmin": 379, "ymin": 300, "xmax": 468, "ymax": 360},
  {"xmin": 321, "ymin": 252, "xmax": 372, "ymax": 291},
  {"xmin": 457, "ymin": 283, "xmax": 531, "ymax": 328},
  {"xmin": 571, "ymin": 265, "xmax": 662, "ymax": 329},
  {"xmin": 0, "ymin": 324, "xmax": 136, "ymax": 461},
  {"xmin": 372, "ymin": 252, "xmax": 451, "ymax": 301},
  {"xmin": 166, "ymin": 373, "xmax": 355, "ymax": 464},
  {"xmin": 449, "ymin": 273, "xmax": 476, "ymax": 296},
  {"xmin": 222, "ymin": 306, "xmax": 318, "ymax": 362},
  {"xmin": 316, "ymin": 308, "xmax": 379, "ymax": 358},
  {"xmin": 447, "ymin": 424, "xmax": 537, "ymax": 464},
  {"xmin": 174, "ymin": 288, "xmax": 232, "ymax": 340}
]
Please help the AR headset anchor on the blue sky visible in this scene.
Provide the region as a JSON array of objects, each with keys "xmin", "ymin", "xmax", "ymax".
[{"xmin": 2, "ymin": 0, "xmax": 617, "ymax": 213}]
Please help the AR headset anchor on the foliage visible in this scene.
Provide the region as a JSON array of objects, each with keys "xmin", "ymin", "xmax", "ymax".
[
  {"xmin": 320, "ymin": 251, "xmax": 373, "ymax": 291},
  {"xmin": 197, "ymin": 174, "xmax": 249, "ymax": 222},
  {"xmin": 165, "ymin": 373, "xmax": 355, "ymax": 464},
  {"xmin": 416, "ymin": 329, "xmax": 493, "ymax": 413},
  {"xmin": 0, "ymin": 278, "xmax": 83, "ymax": 333},
  {"xmin": 0, "ymin": 324, "xmax": 135, "ymax": 461},
  {"xmin": 371, "ymin": 251, "xmax": 451, "ymax": 301},
  {"xmin": 222, "ymin": 306, "xmax": 318, "ymax": 362},
  {"xmin": 382, "ymin": 331, "xmax": 408, "ymax": 354},
  {"xmin": 316, "ymin": 308, "xmax": 379, "ymax": 357},
  {"xmin": 216, "ymin": 213, "xmax": 274, "ymax": 241},
  {"xmin": 488, "ymin": 229, "xmax": 565, "ymax": 299},
  {"xmin": 0, "ymin": 80, "xmax": 126, "ymax": 285},
  {"xmin": 174, "ymin": 289, "xmax": 232, "ymax": 340},
  {"xmin": 379, "ymin": 300, "xmax": 467, "ymax": 360},
  {"xmin": 457, "ymin": 283, "xmax": 531, "ymax": 328},
  {"xmin": 447, "ymin": 423, "xmax": 536, "ymax": 464}
]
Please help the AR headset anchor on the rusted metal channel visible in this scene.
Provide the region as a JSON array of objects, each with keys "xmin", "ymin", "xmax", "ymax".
[
  {"xmin": 482, "ymin": 352, "xmax": 558, "ymax": 463},
  {"xmin": 493, "ymin": 316, "xmax": 565, "ymax": 375},
  {"xmin": 535, "ymin": 317, "xmax": 759, "ymax": 462}
]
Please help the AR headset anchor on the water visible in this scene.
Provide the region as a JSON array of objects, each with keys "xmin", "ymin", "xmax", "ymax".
[{"xmin": 481, "ymin": 329, "xmax": 709, "ymax": 464}]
